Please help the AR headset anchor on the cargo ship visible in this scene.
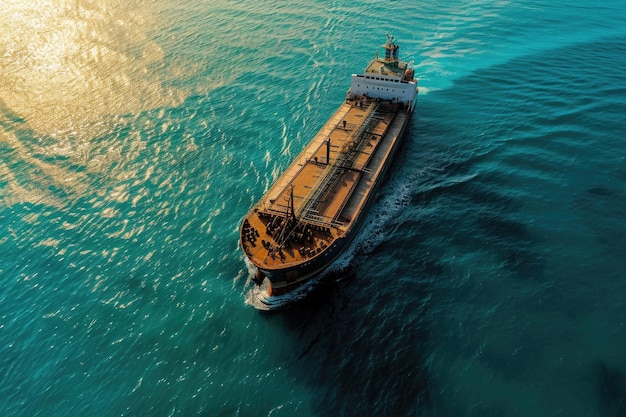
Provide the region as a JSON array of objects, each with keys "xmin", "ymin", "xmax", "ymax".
[{"xmin": 240, "ymin": 34, "xmax": 418, "ymax": 296}]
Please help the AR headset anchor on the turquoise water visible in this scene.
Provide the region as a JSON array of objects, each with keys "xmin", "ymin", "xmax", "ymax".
[{"xmin": 2, "ymin": 1, "xmax": 626, "ymax": 415}]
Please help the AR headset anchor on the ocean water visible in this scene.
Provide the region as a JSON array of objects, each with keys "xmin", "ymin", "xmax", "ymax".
[{"xmin": 1, "ymin": 0, "xmax": 626, "ymax": 415}]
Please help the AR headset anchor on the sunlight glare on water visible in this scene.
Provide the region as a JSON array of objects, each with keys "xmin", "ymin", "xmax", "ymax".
[{"xmin": 0, "ymin": 0, "xmax": 183, "ymax": 137}]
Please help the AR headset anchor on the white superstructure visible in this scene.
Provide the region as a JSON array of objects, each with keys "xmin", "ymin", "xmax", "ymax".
[{"xmin": 349, "ymin": 34, "xmax": 418, "ymax": 110}]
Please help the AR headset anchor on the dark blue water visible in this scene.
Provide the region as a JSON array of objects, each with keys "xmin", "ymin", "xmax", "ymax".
[{"xmin": 1, "ymin": 1, "xmax": 626, "ymax": 416}]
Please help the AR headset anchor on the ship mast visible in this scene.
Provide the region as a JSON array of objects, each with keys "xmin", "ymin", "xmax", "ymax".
[
  {"xmin": 382, "ymin": 33, "xmax": 399, "ymax": 67},
  {"xmin": 288, "ymin": 184, "xmax": 296, "ymax": 220}
]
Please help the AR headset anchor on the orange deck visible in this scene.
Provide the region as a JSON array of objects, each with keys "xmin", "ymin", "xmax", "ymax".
[{"xmin": 241, "ymin": 97, "xmax": 410, "ymax": 271}]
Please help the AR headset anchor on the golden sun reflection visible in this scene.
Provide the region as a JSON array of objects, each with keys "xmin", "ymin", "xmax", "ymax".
[{"xmin": 0, "ymin": 0, "xmax": 184, "ymax": 136}]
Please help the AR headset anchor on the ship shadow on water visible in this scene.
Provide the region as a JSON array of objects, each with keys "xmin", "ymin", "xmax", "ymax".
[
  {"xmin": 253, "ymin": 249, "xmax": 440, "ymax": 416},
  {"xmin": 593, "ymin": 361, "xmax": 626, "ymax": 417}
]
